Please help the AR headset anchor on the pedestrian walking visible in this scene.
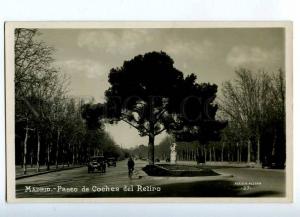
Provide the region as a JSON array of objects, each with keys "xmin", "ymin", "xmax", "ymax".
[{"xmin": 127, "ymin": 157, "xmax": 135, "ymax": 178}]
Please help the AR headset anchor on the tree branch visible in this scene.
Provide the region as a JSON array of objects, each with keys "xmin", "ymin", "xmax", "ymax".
[
  {"xmin": 155, "ymin": 127, "xmax": 166, "ymax": 136},
  {"xmin": 120, "ymin": 118, "xmax": 141, "ymax": 131}
]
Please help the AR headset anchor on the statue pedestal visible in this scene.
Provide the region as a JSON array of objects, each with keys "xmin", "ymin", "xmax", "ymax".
[{"xmin": 170, "ymin": 143, "xmax": 177, "ymax": 164}]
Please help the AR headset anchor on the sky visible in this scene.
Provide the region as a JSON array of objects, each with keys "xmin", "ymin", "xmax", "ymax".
[{"xmin": 38, "ymin": 28, "xmax": 285, "ymax": 148}]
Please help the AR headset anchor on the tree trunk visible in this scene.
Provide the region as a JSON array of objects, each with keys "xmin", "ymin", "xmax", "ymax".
[
  {"xmin": 36, "ymin": 130, "xmax": 40, "ymax": 173},
  {"xmin": 256, "ymin": 135, "xmax": 260, "ymax": 164},
  {"xmin": 221, "ymin": 143, "xmax": 224, "ymax": 162},
  {"xmin": 47, "ymin": 142, "xmax": 51, "ymax": 171},
  {"xmin": 62, "ymin": 144, "xmax": 65, "ymax": 168},
  {"xmin": 77, "ymin": 143, "xmax": 80, "ymax": 164},
  {"xmin": 72, "ymin": 143, "xmax": 75, "ymax": 166},
  {"xmin": 148, "ymin": 120, "xmax": 155, "ymax": 165},
  {"xmin": 56, "ymin": 130, "xmax": 60, "ymax": 169},
  {"xmin": 21, "ymin": 151, "xmax": 23, "ymax": 168},
  {"xmin": 23, "ymin": 124, "xmax": 29, "ymax": 175},
  {"xmin": 30, "ymin": 151, "xmax": 33, "ymax": 168},
  {"xmin": 62, "ymin": 145, "xmax": 66, "ymax": 169},
  {"xmin": 247, "ymin": 139, "xmax": 251, "ymax": 163},
  {"xmin": 67, "ymin": 143, "xmax": 70, "ymax": 167},
  {"xmin": 148, "ymin": 133, "xmax": 155, "ymax": 165},
  {"xmin": 272, "ymin": 130, "xmax": 276, "ymax": 157},
  {"xmin": 213, "ymin": 147, "xmax": 216, "ymax": 161},
  {"xmin": 240, "ymin": 150, "xmax": 242, "ymax": 163},
  {"xmin": 192, "ymin": 149, "xmax": 195, "ymax": 161},
  {"xmin": 186, "ymin": 147, "xmax": 189, "ymax": 160},
  {"xmin": 236, "ymin": 142, "xmax": 239, "ymax": 162}
]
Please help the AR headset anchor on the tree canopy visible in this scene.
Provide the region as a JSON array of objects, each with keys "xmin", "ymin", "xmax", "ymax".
[{"xmin": 102, "ymin": 51, "xmax": 225, "ymax": 164}]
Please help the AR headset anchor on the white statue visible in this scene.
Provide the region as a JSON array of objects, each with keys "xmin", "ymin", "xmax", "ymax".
[{"xmin": 170, "ymin": 142, "xmax": 177, "ymax": 164}]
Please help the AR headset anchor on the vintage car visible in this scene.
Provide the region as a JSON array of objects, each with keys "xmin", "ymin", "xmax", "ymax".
[
  {"xmin": 87, "ymin": 156, "xmax": 106, "ymax": 173},
  {"xmin": 106, "ymin": 157, "xmax": 117, "ymax": 167}
]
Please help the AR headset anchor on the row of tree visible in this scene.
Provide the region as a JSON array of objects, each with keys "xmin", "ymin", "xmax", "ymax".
[
  {"xmin": 219, "ymin": 68, "xmax": 285, "ymax": 166},
  {"xmin": 15, "ymin": 29, "xmax": 124, "ymax": 174},
  {"xmin": 153, "ymin": 69, "xmax": 285, "ymax": 167},
  {"xmin": 131, "ymin": 135, "xmax": 253, "ymax": 163}
]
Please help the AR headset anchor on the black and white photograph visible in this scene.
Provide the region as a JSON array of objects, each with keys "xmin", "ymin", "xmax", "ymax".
[{"xmin": 5, "ymin": 22, "xmax": 292, "ymax": 202}]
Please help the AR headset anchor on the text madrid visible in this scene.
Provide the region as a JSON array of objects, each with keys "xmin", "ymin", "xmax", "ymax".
[{"xmin": 24, "ymin": 185, "xmax": 161, "ymax": 193}]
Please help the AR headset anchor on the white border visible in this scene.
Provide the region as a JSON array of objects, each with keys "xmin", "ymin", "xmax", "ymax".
[
  {"xmin": 5, "ymin": 21, "xmax": 293, "ymax": 203},
  {"xmin": 1, "ymin": 1, "xmax": 300, "ymax": 216}
]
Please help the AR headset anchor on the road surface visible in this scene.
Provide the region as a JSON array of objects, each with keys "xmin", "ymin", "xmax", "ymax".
[{"xmin": 16, "ymin": 160, "xmax": 286, "ymax": 198}]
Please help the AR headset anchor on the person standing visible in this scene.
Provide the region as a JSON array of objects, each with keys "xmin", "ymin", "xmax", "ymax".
[{"xmin": 127, "ymin": 157, "xmax": 135, "ymax": 178}]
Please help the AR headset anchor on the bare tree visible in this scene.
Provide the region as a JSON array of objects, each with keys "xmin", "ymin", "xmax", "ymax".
[
  {"xmin": 15, "ymin": 29, "xmax": 68, "ymax": 172},
  {"xmin": 220, "ymin": 68, "xmax": 285, "ymax": 165}
]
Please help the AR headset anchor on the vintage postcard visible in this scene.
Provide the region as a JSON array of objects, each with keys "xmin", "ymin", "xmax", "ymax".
[{"xmin": 5, "ymin": 22, "xmax": 293, "ymax": 202}]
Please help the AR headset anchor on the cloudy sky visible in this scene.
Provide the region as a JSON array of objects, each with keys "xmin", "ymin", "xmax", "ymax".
[{"xmin": 38, "ymin": 28, "xmax": 285, "ymax": 148}]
